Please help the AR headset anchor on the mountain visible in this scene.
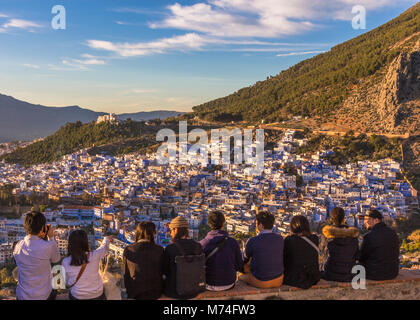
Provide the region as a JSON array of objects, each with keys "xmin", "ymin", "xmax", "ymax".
[
  {"xmin": 192, "ymin": 3, "xmax": 420, "ymax": 135},
  {"xmin": 0, "ymin": 94, "xmax": 105, "ymax": 142},
  {"xmin": 0, "ymin": 93, "xmax": 184, "ymax": 142},
  {"xmin": 119, "ymin": 110, "xmax": 184, "ymax": 122}
]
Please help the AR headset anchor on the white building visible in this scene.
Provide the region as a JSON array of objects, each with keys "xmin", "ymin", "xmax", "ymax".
[
  {"xmin": 0, "ymin": 243, "xmax": 13, "ymax": 264},
  {"xmin": 96, "ymin": 114, "xmax": 120, "ymax": 124}
]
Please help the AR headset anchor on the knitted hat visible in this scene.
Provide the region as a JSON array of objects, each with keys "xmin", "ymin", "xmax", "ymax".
[{"xmin": 169, "ymin": 216, "xmax": 189, "ymax": 229}]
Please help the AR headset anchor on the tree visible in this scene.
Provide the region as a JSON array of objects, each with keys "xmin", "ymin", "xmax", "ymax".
[
  {"xmin": 39, "ymin": 204, "xmax": 48, "ymax": 213},
  {"xmin": 408, "ymin": 230, "xmax": 420, "ymax": 243}
]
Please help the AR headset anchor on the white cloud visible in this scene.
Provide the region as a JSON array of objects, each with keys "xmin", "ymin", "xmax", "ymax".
[
  {"xmin": 0, "ymin": 13, "xmax": 8, "ymax": 18},
  {"xmin": 74, "ymin": 58, "xmax": 106, "ymax": 66},
  {"xmin": 87, "ymin": 33, "xmax": 208, "ymax": 57},
  {"xmin": 48, "ymin": 55, "xmax": 106, "ymax": 71},
  {"xmin": 88, "ymin": 31, "xmax": 331, "ymax": 57},
  {"xmin": 120, "ymin": 88, "xmax": 159, "ymax": 95},
  {"xmin": 2, "ymin": 19, "xmax": 42, "ymax": 29},
  {"xmin": 149, "ymin": 2, "xmax": 314, "ymax": 38},
  {"xmin": 131, "ymin": 89, "xmax": 158, "ymax": 94},
  {"xmin": 276, "ymin": 50, "xmax": 326, "ymax": 57},
  {"xmin": 150, "ymin": 0, "xmax": 416, "ymax": 38},
  {"xmin": 69, "ymin": 54, "xmax": 105, "ymax": 66},
  {"xmin": 165, "ymin": 96, "xmax": 199, "ymax": 108},
  {"xmin": 61, "ymin": 60, "xmax": 87, "ymax": 70},
  {"xmin": 88, "ymin": 0, "xmax": 415, "ymax": 58},
  {"xmin": 22, "ymin": 63, "xmax": 40, "ymax": 69},
  {"xmin": 112, "ymin": 7, "xmax": 163, "ymax": 15}
]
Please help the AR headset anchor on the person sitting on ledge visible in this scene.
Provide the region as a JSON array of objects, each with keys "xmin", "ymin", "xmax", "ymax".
[
  {"xmin": 123, "ymin": 222, "xmax": 164, "ymax": 300},
  {"xmin": 200, "ymin": 211, "xmax": 243, "ymax": 291},
  {"xmin": 239, "ymin": 211, "xmax": 284, "ymax": 289},
  {"xmin": 13, "ymin": 211, "xmax": 61, "ymax": 300},
  {"xmin": 62, "ymin": 229, "xmax": 112, "ymax": 300},
  {"xmin": 163, "ymin": 216, "xmax": 204, "ymax": 299},
  {"xmin": 320, "ymin": 207, "xmax": 359, "ymax": 282},
  {"xmin": 358, "ymin": 209, "xmax": 400, "ymax": 281},
  {"xmin": 283, "ymin": 215, "xmax": 321, "ymax": 289}
]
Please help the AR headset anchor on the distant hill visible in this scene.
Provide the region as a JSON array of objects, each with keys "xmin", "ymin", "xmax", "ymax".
[
  {"xmin": 0, "ymin": 119, "xmax": 217, "ymax": 166},
  {"xmin": 0, "ymin": 121, "xmax": 161, "ymax": 166},
  {"xmin": 0, "ymin": 94, "xmax": 105, "ymax": 142},
  {"xmin": 193, "ymin": 3, "xmax": 420, "ymax": 135},
  {"xmin": 119, "ymin": 111, "xmax": 184, "ymax": 122},
  {"xmin": 0, "ymin": 93, "xmax": 184, "ymax": 142}
]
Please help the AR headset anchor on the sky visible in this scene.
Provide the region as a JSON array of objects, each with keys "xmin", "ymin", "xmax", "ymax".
[{"xmin": 0, "ymin": 0, "xmax": 418, "ymax": 113}]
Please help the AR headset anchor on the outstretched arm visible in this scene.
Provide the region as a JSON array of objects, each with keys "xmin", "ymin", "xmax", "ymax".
[{"xmin": 95, "ymin": 236, "xmax": 111, "ymax": 260}]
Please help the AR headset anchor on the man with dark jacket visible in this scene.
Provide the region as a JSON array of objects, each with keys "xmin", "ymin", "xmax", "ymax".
[
  {"xmin": 200, "ymin": 211, "xmax": 243, "ymax": 291},
  {"xmin": 358, "ymin": 210, "xmax": 400, "ymax": 280}
]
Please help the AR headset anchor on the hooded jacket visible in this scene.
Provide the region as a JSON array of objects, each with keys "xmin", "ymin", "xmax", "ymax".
[{"xmin": 321, "ymin": 225, "xmax": 360, "ymax": 282}]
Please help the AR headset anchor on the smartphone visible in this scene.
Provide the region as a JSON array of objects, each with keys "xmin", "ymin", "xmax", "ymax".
[{"xmin": 42, "ymin": 225, "xmax": 50, "ymax": 241}]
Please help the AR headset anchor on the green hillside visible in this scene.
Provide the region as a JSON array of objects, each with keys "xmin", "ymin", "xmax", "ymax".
[
  {"xmin": 192, "ymin": 4, "xmax": 420, "ymax": 123},
  {"xmin": 0, "ymin": 120, "xmax": 162, "ymax": 166},
  {"xmin": 0, "ymin": 119, "xmax": 220, "ymax": 166}
]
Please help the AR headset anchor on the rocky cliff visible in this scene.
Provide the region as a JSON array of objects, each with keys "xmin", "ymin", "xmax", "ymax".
[
  {"xmin": 378, "ymin": 42, "xmax": 420, "ymax": 132},
  {"xmin": 334, "ymin": 38, "xmax": 419, "ymax": 135}
]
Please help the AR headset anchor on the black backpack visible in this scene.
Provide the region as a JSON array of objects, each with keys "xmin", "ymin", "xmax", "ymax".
[{"xmin": 174, "ymin": 242, "xmax": 206, "ymax": 297}]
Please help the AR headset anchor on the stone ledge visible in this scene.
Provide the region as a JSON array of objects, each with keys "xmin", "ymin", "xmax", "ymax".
[
  {"xmin": 2, "ymin": 269, "xmax": 419, "ymax": 300},
  {"xmin": 159, "ymin": 269, "xmax": 420, "ymax": 300}
]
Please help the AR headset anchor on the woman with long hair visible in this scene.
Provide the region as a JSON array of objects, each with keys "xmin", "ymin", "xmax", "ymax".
[
  {"xmin": 283, "ymin": 215, "xmax": 321, "ymax": 289},
  {"xmin": 62, "ymin": 229, "xmax": 112, "ymax": 300},
  {"xmin": 123, "ymin": 222, "xmax": 164, "ymax": 300}
]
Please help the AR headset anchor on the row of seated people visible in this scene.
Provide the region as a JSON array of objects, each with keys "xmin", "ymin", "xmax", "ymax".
[{"xmin": 11, "ymin": 208, "xmax": 400, "ymax": 300}]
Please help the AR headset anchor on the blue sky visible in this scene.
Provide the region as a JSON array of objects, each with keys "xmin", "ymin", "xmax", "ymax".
[{"xmin": 0, "ymin": 0, "xmax": 418, "ymax": 113}]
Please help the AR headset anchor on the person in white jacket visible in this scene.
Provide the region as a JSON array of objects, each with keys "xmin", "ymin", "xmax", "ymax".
[
  {"xmin": 62, "ymin": 229, "xmax": 112, "ymax": 300},
  {"xmin": 13, "ymin": 211, "xmax": 61, "ymax": 300}
]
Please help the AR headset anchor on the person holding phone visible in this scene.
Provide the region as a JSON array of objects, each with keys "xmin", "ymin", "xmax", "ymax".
[{"xmin": 13, "ymin": 211, "xmax": 61, "ymax": 300}]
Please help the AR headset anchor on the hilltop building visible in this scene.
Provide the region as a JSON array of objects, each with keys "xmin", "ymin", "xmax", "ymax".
[{"xmin": 96, "ymin": 113, "xmax": 120, "ymax": 124}]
